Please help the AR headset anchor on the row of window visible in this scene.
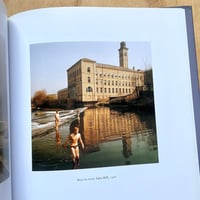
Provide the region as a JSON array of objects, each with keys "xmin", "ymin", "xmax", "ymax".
[
  {"xmin": 86, "ymin": 86, "xmax": 132, "ymax": 94},
  {"xmin": 97, "ymin": 87, "xmax": 132, "ymax": 94},
  {"xmin": 69, "ymin": 67, "xmax": 143, "ymax": 82},
  {"xmin": 95, "ymin": 79, "xmax": 137, "ymax": 87},
  {"xmin": 88, "ymin": 77, "xmax": 142, "ymax": 83},
  {"xmin": 96, "ymin": 73, "xmax": 135, "ymax": 80},
  {"xmin": 87, "ymin": 66, "xmax": 142, "ymax": 80}
]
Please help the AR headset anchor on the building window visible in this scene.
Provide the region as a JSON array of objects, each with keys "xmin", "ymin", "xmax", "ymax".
[
  {"xmin": 86, "ymin": 86, "xmax": 93, "ymax": 92},
  {"xmin": 87, "ymin": 67, "xmax": 91, "ymax": 73},
  {"xmin": 88, "ymin": 77, "xmax": 91, "ymax": 83}
]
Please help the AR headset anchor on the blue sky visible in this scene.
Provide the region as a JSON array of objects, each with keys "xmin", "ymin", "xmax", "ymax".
[{"xmin": 30, "ymin": 41, "xmax": 152, "ymax": 96}]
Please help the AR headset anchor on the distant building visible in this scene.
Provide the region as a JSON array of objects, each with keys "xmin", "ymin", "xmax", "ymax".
[
  {"xmin": 47, "ymin": 94, "xmax": 57, "ymax": 101},
  {"xmin": 67, "ymin": 42, "xmax": 147, "ymax": 106},
  {"xmin": 57, "ymin": 88, "xmax": 68, "ymax": 108},
  {"xmin": 46, "ymin": 94, "xmax": 58, "ymax": 107}
]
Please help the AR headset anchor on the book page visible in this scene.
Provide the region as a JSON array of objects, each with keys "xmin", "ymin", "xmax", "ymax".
[
  {"xmin": 8, "ymin": 7, "xmax": 200, "ymax": 200},
  {"xmin": 0, "ymin": 1, "xmax": 11, "ymax": 200}
]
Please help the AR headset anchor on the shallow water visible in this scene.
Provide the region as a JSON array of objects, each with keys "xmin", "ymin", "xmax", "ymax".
[{"xmin": 32, "ymin": 107, "xmax": 158, "ymax": 171}]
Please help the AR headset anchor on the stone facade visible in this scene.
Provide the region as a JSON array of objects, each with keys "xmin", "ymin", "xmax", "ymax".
[{"xmin": 57, "ymin": 88, "xmax": 68, "ymax": 107}]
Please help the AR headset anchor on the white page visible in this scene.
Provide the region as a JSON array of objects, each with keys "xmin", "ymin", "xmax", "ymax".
[
  {"xmin": 8, "ymin": 7, "xmax": 200, "ymax": 200},
  {"xmin": 0, "ymin": 1, "xmax": 11, "ymax": 200}
]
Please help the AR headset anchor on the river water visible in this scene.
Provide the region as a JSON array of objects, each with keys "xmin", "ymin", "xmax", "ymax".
[{"xmin": 32, "ymin": 107, "xmax": 158, "ymax": 171}]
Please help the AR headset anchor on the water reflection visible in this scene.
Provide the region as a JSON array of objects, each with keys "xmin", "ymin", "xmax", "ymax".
[
  {"xmin": 32, "ymin": 107, "xmax": 158, "ymax": 171},
  {"xmin": 79, "ymin": 107, "xmax": 156, "ymax": 155},
  {"xmin": 55, "ymin": 129, "xmax": 62, "ymax": 146},
  {"xmin": 69, "ymin": 107, "xmax": 158, "ymax": 168}
]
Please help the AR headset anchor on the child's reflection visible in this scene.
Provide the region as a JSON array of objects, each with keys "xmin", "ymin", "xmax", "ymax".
[
  {"xmin": 55, "ymin": 129, "xmax": 62, "ymax": 146},
  {"xmin": 122, "ymin": 135, "xmax": 132, "ymax": 164}
]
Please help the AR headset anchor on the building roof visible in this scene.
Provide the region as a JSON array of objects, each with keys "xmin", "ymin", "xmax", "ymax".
[
  {"xmin": 67, "ymin": 58, "xmax": 96, "ymax": 71},
  {"xmin": 96, "ymin": 63, "xmax": 144, "ymax": 73},
  {"xmin": 80, "ymin": 58, "xmax": 96, "ymax": 63},
  {"xmin": 57, "ymin": 88, "xmax": 68, "ymax": 93},
  {"xmin": 67, "ymin": 57, "xmax": 144, "ymax": 73}
]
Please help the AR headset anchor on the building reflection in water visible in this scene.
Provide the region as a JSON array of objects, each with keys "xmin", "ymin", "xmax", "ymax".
[{"xmin": 76, "ymin": 107, "xmax": 157, "ymax": 161}]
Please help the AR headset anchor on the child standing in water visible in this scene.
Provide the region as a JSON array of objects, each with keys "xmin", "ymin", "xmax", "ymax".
[
  {"xmin": 55, "ymin": 110, "xmax": 60, "ymax": 130},
  {"xmin": 63, "ymin": 127, "xmax": 84, "ymax": 169}
]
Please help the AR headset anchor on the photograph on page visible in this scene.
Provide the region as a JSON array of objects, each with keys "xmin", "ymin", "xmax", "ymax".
[{"xmin": 30, "ymin": 41, "xmax": 158, "ymax": 171}]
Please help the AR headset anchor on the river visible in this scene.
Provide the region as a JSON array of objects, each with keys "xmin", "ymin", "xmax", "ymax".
[{"xmin": 32, "ymin": 106, "xmax": 158, "ymax": 171}]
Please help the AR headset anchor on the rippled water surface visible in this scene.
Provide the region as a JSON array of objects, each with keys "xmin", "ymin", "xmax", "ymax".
[{"xmin": 32, "ymin": 107, "xmax": 158, "ymax": 171}]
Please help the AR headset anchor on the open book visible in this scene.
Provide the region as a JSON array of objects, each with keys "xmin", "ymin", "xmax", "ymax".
[{"xmin": 1, "ymin": 0, "xmax": 200, "ymax": 199}]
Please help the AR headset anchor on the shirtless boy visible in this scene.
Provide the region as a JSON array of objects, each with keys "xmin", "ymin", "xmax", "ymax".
[
  {"xmin": 63, "ymin": 127, "xmax": 84, "ymax": 169},
  {"xmin": 55, "ymin": 110, "xmax": 60, "ymax": 130}
]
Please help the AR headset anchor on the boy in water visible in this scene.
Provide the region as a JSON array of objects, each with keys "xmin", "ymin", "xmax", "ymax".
[
  {"xmin": 63, "ymin": 127, "xmax": 84, "ymax": 169},
  {"xmin": 55, "ymin": 110, "xmax": 60, "ymax": 130}
]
